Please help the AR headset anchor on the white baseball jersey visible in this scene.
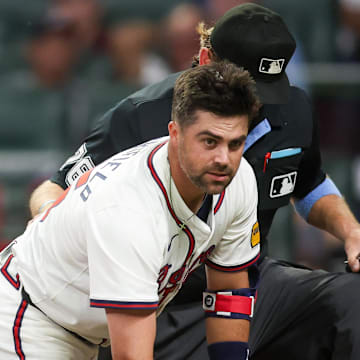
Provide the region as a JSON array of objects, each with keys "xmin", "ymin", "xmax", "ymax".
[{"xmin": 10, "ymin": 136, "xmax": 260, "ymax": 345}]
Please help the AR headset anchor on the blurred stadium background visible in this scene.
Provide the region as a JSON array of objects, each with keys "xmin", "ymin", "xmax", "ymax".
[{"xmin": 0, "ymin": 0, "xmax": 360, "ymax": 272}]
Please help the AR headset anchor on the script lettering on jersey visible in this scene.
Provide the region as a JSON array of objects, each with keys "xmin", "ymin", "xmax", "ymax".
[
  {"xmin": 157, "ymin": 264, "xmax": 172, "ymax": 288},
  {"xmin": 77, "ymin": 139, "xmax": 161, "ymax": 201},
  {"xmin": 157, "ymin": 245, "xmax": 215, "ymax": 305},
  {"xmin": 78, "ymin": 171, "xmax": 107, "ymax": 202},
  {"xmin": 41, "ymin": 140, "xmax": 163, "ymax": 219},
  {"xmin": 101, "ymin": 139, "xmax": 161, "ymax": 171},
  {"xmin": 63, "ymin": 138, "xmax": 162, "ymax": 186}
]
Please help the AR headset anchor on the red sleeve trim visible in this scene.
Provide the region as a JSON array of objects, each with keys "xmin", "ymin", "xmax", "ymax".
[
  {"xmin": 90, "ymin": 299, "xmax": 158, "ymax": 310},
  {"xmin": 205, "ymin": 253, "xmax": 260, "ymax": 272}
]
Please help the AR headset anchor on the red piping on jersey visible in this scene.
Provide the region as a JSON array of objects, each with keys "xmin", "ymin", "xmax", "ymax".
[
  {"xmin": 75, "ymin": 168, "xmax": 94, "ymax": 189},
  {"xmin": 206, "ymin": 253, "xmax": 260, "ymax": 272},
  {"xmin": 40, "ymin": 187, "xmax": 70, "ymax": 222},
  {"xmin": 13, "ymin": 299, "xmax": 28, "ymax": 360},
  {"xmin": 214, "ymin": 190, "xmax": 225, "ymax": 214},
  {"xmin": 147, "ymin": 142, "xmax": 195, "ymax": 264},
  {"xmin": 1, "ymin": 254, "xmax": 20, "ymax": 290},
  {"xmin": 90, "ymin": 299, "xmax": 158, "ymax": 309}
]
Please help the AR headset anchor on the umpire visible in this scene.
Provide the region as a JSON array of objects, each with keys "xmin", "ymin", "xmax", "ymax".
[{"xmin": 29, "ymin": 3, "xmax": 360, "ymax": 360}]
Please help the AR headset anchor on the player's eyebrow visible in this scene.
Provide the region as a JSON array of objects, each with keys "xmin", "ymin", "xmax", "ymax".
[
  {"xmin": 196, "ymin": 130, "xmax": 247, "ymax": 143},
  {"xmin": 196, "ymin": 130, "xmax": 222, "ymax": 140}
]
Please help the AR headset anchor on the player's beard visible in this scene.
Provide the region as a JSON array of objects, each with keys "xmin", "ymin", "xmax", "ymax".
[
  {"xmin": 187, "ymin": 164, "xmax": 235, "ymax": 194},
  {"xmin": 178, "ymin": 145, "xmax": 236, "ymax": 194}
]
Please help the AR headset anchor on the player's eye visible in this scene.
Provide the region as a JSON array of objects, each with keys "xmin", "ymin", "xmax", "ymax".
[
  {"xmin": 229, "ymin": 139, "xmax": 244, "ymax": 151},
  {"xmin": 204, "ymin": 138, "xmax": 217, "ymax": 147}
]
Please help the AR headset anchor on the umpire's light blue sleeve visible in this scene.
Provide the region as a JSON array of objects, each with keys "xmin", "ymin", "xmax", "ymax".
[{"xmin": 294, "ymin": 177, "xmax": 342, "ymax": 220}]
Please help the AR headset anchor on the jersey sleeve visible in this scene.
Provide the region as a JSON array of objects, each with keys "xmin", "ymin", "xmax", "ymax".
[
  {"xmin": 85, "ymin": 201, "xmax": 164, "ymax": 310},
  {"xmin": 51, "ymin": 98, "xmax": 143, "ymax": 189},
  {"xmin": 292, "ymin": 92, "xmax": 326, "ymax": 199},
  {"xmin": 207, "ymin": 162, "xmax": 260, "ymax": 272}
]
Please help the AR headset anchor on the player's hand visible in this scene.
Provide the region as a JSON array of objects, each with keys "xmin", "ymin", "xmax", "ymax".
[{"xmin": 344, "ymin": 228, "xmax": 360, "ymax": 272}]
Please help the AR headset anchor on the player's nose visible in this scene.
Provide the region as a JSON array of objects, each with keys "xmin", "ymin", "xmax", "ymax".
[{"xmin": 213, "ymin": 146, "xmax": 230, "ymax": 166}]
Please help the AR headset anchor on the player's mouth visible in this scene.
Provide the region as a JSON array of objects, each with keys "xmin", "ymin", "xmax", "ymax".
[{"xmin": 206, "ymin": 172, "xmax": 230, "ymax": 182}]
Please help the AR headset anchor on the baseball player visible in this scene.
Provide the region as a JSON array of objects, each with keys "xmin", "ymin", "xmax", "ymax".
[
  {"xmin": 0, "ymin": 62, "xmax": 261, "ymax": 359},
  {"xmin": 29, "ymin": 4, "xmax": 360, "ymax": 360}
]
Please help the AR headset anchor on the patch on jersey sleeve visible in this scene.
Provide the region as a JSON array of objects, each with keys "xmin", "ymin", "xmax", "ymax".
[
  {"xmin": 251, "ymin": 221, "xmax": 260, "ymax": 248},
  {"xmin": 60, "ymin": 143, "xmax": 88, "ymax": 171},
  {"xmin": 65, "ymin": 156, "xmax": 95, "ymax": 186}
]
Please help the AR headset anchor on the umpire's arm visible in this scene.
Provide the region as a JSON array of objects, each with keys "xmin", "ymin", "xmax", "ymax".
[
  {"xmin": 106, "ymin": 308, "xmax": 156, "ymax": 360},
  {"xmin": 29, "ymin": 180, "xmax": 64, "ymax": 217}
]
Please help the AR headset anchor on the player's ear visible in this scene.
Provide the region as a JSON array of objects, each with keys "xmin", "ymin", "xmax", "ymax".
[
  {"xmin": 168, "ymin": 121, "xmax": 178, "ymax": 141},
  {"xmin": 199, "ymin": 47, "xmax": 211, "ymax": 65}
]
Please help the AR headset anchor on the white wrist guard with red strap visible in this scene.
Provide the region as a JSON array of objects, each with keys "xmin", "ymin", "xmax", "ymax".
[{"xmin": 203, "ymin": 288, "xmax": 256, "ymax": 320}]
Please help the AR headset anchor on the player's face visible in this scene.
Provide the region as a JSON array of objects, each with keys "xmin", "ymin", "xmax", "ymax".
[{"xmin": 176, "ymin": 110, "xmax": 248, "ymax": 195}]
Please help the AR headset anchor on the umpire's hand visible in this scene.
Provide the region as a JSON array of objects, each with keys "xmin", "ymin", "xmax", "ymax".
[{"xmin": 344, "ymin": 228, "xmax": 360, "ymax": 272}]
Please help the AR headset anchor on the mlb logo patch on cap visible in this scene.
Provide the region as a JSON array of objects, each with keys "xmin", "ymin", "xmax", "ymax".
[
  {"xmin": 259, "ymin": 58, "xmax": 285, "ymax": 75},
  {"xmin": 210, "ymin": 3, "xmax": 296, "ymax": 104},
  {"xmin": 270, "ymin": 172, "xmax": 297, "ymax": 198}
]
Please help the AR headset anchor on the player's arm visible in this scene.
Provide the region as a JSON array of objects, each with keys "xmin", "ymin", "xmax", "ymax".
[
  {"xmin": 204, "ymin": 266, "xmax": 252, "ymax": 359},
  {"xmin": 202, "ymin": 160, "xmax": 259, "ymax": 359},
  {"xmin": 106, "ymin": 308, "xmax": 156, "ymax": 360},
  {"xmin": 29, "ymin": 180, "xmax": 64, "ymax": 217}
]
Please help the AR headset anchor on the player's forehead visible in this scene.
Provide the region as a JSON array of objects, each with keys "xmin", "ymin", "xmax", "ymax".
[{"xmin": 186, "ymin": 109, "xmax": 248, "ymax": 137}]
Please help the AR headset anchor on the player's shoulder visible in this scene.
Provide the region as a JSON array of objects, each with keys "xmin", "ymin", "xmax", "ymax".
[
  {"xmin": 238, "ymin": 157, "xmax": 257, "ymax": 184},
  {"xmin": 232, "ymin": 157, "xmax": 257, "ymax": 194},
  {"xmin": 238, "ymin": 156, "xmax": 254, "ymax": 172},
  {"xmin": 84, "ymin": 138, "xmax": 168, "ymax": 207},
  {"xmin": 221, "ymin": 157, "xmax": 257, "ymax": 217},
  {"xmin": 104, "ymin": 137, "xmax": 167, "ymax": 174}
]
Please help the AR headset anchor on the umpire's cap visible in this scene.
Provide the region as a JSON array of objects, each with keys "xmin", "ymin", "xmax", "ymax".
[{"xmin": 210, "ymin": 3, "xmax": 296, "ymax": 104}]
